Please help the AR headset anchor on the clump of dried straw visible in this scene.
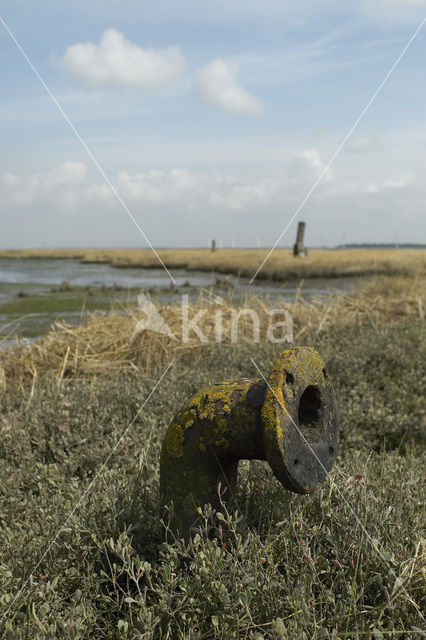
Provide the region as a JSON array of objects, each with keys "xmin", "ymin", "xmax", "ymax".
[{"xmin": 0, "ymin": 276, "xmax": 424, "ymax": 397}]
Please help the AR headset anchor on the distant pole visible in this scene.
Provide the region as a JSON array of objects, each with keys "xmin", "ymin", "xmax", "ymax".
[
  {"xmin": 293, "ymin": 221, "xmax": 307, "ymax": 257},
  {"xmin": 211, "ymin": 239, "xmax": 216, "ymax": 252},
  {"xmin": 256, "ymin": 235, "xmax": 261, "ymax": 249},
  {"xmin": 392, "ymin": 231, "xmax": 399, "ymax": 249},
  {"xmin": 231, "ymin": 236, "xmax": 236, "ymax": 249}
]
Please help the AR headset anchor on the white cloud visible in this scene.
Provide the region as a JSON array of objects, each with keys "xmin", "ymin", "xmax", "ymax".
[
  {"xmin": 383, "ymin": 174, "xmax": 414, "ymax": 189},
  {"xmin": 346, "ymin": 136, "xmax": 380, "ymax": 153},
  {"xmin": 115, "ymin": 169, "xmax": 199, "ymax": 204},
  {"xmin": 0, "ymin": 152, "xmax": 335, "ymax": 215},
  {"xmin": 1, "ymin": 162, "xmax": 86, "ymax": 206},
  {"xmin": 194, "ymin": 59, "xmax": 264, "ymax": 115},
  {"xmin": 0, "ymin": 163, "xmax": 278, "ymax": 212},
  {"xmin": 287, "ymin": 150, "xmax": 333, "ymax": 183},
  {"xmin": 206, "ymin": 175, "xmax": 278, "ymax": 210},
  {"xmin": 113, "ymin": 169, "xmax": 277, "ymax": 210},
  {"xmin": 57, "ymin": 28, "xmax": 187, "ymax": 89},
  {"xmin": 1, "ymin": 157, "xmax": 424, "ymax": 248},
  {"xmin": 366, "ymin": 173, "xmax": 414, "ymax": 193},
  {"xmin": 0, "ymin": 157, "xmax": 416, "ymax": 216},
  {"xmin": 0, "ymin": 149, "xmax": 340, "ymax": 239}
]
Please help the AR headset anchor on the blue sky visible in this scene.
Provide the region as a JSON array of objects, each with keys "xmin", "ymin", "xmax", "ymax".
[{"xmin": 1, "ymin": 0, "xmax": 425, "ymax": 248}]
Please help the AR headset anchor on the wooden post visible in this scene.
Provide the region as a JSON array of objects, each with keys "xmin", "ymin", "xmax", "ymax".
[
  {"xmin": 211, "ymin": 239, "xmax": 216, "ymax": 252},
  {"xmin": 293, "ymin": 221, "xmax": 307, "ymax": 257}
]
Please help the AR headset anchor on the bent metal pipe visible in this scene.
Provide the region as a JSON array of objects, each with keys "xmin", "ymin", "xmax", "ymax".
[{"xmin": 160, "ymin": 347, "xmax": 338, "ymax": 539}]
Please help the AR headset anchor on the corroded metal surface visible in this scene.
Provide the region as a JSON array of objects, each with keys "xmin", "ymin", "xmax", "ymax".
[{"xmin": 160, "ymin": 347, "xmax": 338, "ymax": 538}]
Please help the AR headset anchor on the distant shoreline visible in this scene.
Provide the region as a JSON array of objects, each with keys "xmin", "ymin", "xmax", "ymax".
[
  {"xmin": 0, "ymin": 247, "xmax": 425, "ymax": 282},
  {"xmin": 0, "ymin": 243, "xmax": 425, "ymax": 252}
]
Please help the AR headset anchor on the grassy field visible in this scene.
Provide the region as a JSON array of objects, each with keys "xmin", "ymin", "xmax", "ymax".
[
  {"xmin": 0, "ymin": 248, "xmax": 425, "ymax": 281},
  {"xmin": 0, "ymin": 275, "xmax": 425, "ymax": 638}
]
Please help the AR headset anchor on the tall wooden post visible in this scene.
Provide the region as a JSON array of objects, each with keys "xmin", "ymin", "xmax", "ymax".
[{"xmin": 293, "ymin": 221, "xmax": 307, "ymax": 257}]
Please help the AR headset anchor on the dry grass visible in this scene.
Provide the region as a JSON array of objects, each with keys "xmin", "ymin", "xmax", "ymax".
[
  {"xmin": 0, "ymin": 247, "xmax": 425, "ymax": 280},
  {"xmin": 1, "ymin": 275, "xmax": 424, "ymax": 397},
  {"xmin": 0, "ymin": 274, "xmax": 425, "ymax": 637},
  {"xmin": 0, "ymin": 249, "xmax": 86, "ymax": 260}
]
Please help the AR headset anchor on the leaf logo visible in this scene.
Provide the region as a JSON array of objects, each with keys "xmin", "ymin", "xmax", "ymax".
[{"xmin": 130, "ymin": 294, "xmax": 177, "ymax": 341}]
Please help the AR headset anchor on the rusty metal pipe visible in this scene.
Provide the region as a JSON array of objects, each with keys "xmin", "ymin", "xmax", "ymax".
[{"xmin": 160, "ymin": 347, "xmax": 338, "ymax": 538}]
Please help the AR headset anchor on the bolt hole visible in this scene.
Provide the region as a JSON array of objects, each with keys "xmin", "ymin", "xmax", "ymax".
[
  {"xmin": 329, "ymin": 446, "xmax": 334, "ymax": 455},
  {"xmin": 286, "ymin": 372, "xmax": 294, "ymax": 385},
  {"xmin": 322, "ymin": 368, "xmax": 328, "ymax": 379},
  {"xmin": 294, "ymin": 459, "xmax": 299, "ymax": 466}
]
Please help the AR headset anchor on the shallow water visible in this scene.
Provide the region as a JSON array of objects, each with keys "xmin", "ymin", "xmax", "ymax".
[
  {"xmin": 0, "ymin": 258, "xmax": 216, "ymax": 288},
  {"xmin": 0, "ymin": 258, "xmax": 360, "ymax": 341}
]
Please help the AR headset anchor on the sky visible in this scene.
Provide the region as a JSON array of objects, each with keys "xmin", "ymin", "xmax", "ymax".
[{"xmin": 0, "ymin": 0, "xmax": 426, "ymax": 249}]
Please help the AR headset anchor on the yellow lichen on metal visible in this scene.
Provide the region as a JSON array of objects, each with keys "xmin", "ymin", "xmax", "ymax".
[
  {"xmin": 159, "ymin": 346, "xmax": 338, "ymax": 540},
  {"xmin": 262, "ymin": 347, "xmax": 327, "ymax": 441},
  {"xmin": 183, "ymin": 379, "xmax": 253, "ymax": 426},
  {"xmin": 164, "ymin": 422, "xmax": 184, "ymax": 458}
]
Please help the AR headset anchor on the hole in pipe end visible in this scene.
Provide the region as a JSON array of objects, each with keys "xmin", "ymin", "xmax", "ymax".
[
  {"xmin": 262, "ymin": 347, "xmax": 338, "ymax": 495},
  {"xmin": 284, "ymin": 383, "xmax": 338, "ymax": 493}
]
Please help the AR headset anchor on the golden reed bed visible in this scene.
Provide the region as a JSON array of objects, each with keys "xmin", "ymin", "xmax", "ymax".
[{"xmin": 0, "ymin": 248, "xmax": 425, "ymax": 280}]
